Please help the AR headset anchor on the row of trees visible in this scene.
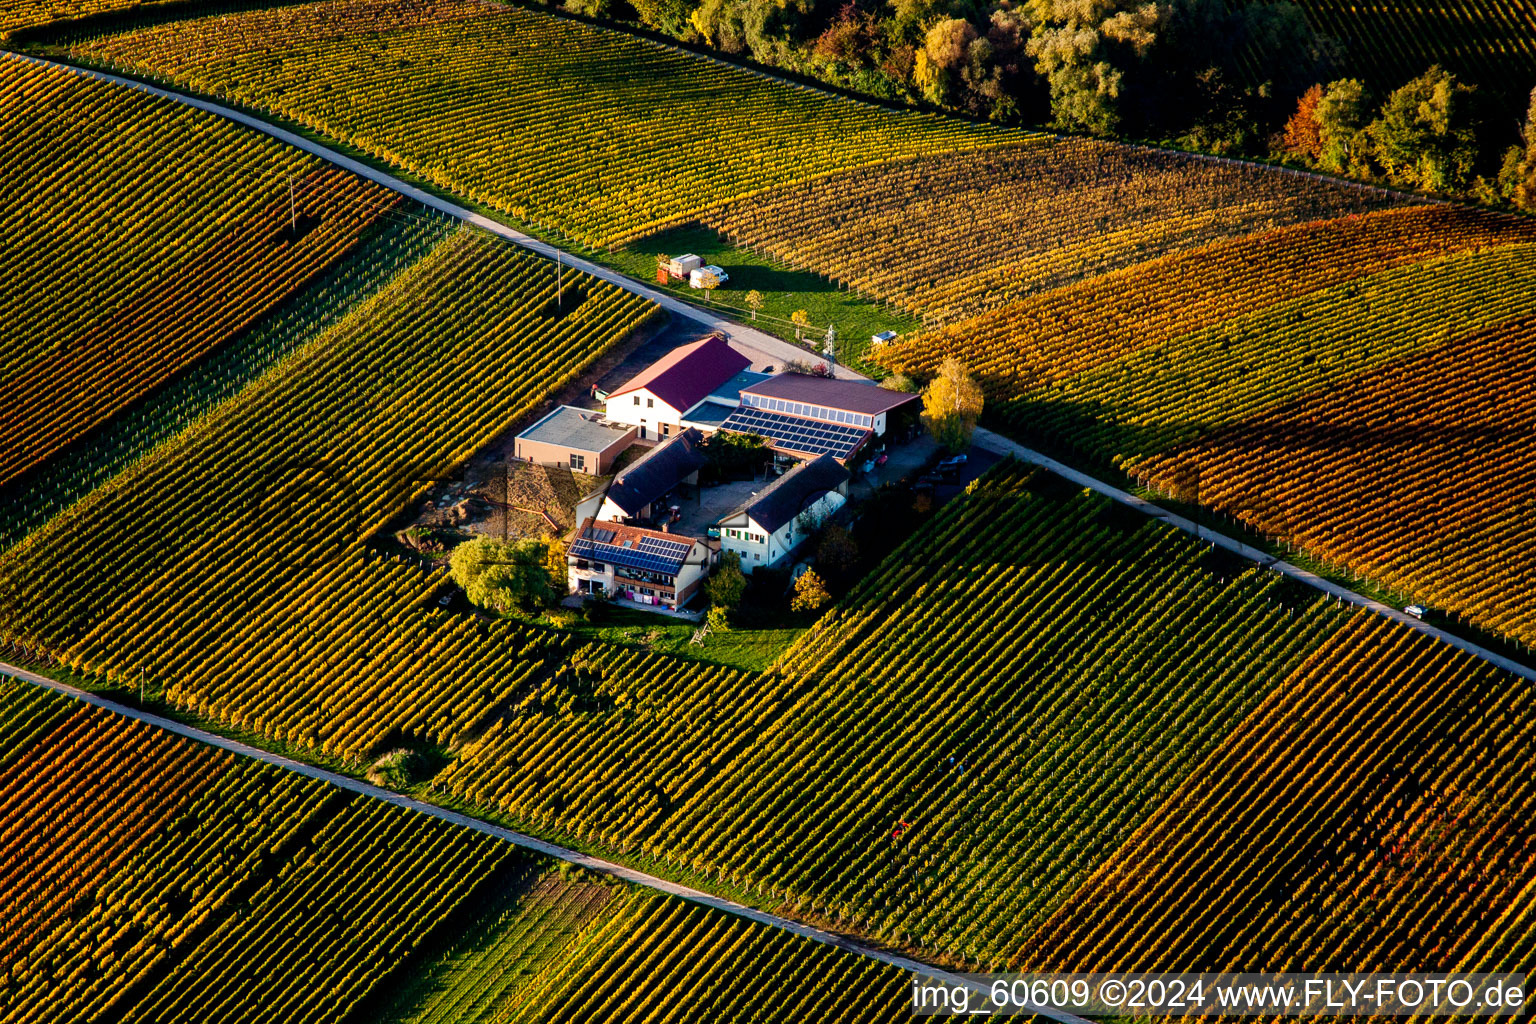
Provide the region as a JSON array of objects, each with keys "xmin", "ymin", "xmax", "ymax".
[
  {"xmin": 1283, "ymin": 74, "xmax": 1536, "ymax": 204},
  {"xmin": 565, "ymin": 0, "xmax": 1534, "ymax": 209}
]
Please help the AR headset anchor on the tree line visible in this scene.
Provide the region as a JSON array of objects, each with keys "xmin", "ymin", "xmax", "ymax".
[{"xmin": 557, "ymin": 0, "xmax": 1536, "ymax": 210}]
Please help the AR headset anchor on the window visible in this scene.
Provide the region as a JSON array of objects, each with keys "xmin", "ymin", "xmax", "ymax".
[
  {"xmin": 569, "ymin": 453, "xmax": 586, "ymax": 471},
  {"xmin": 661, "ymin": 423, "xmax": 671, "ymax": 437},
  {"xmin": 647, "ymin": 398, "xmax": 655, "ymax": 408},
  {"xmin": 754, "ymin": 552, "xmax": 760, "ymax": 561},
  {"xmin": 633, "ymin": 395, "xmax": 640, "ymax": 406}
]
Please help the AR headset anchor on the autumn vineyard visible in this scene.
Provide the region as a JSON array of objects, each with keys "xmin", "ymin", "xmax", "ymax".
[{"xmin": 3, "ymin": 0, "xmax": 1536, "ymax": 1014}]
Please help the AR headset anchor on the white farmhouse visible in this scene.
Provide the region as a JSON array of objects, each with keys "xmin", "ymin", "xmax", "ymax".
[
  {"xmin": 603, "ymin": 334, "xmax": 750, "ymax": 441},
  {"xmin": 714, "ymin": 454, "xmax": 850, "ymax": 572}
]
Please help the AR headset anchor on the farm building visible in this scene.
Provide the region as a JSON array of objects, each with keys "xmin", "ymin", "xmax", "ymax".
[
  {"xmin": 567, "ymin": 518, "xmax": 712, "ymax": 609},
  {"xmin": 717, "ymin": 374, "xmax": 920, "ymax": 462},
  {"xmin": 513, "ymin": 405, "xmax": 637, "ymax": 474},
  {"xmin": 714, "ymin": 454, "xmax": 850, "ymax": 572},
  {"xmin": 603, "ymin": 333, "xmax": 750, "ymax": 440},
  {"xmin": 596, "ymin": 427, "xmax": 707, "ymax": 526},
  {"xmin": 678, "ymin": 368, "xmax": 773, "ymax": 430}
]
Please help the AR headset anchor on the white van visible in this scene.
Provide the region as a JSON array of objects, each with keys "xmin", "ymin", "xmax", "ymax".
[{"xmin": 689, "ymin": 265, "xmax": 729, "ymax": 289}]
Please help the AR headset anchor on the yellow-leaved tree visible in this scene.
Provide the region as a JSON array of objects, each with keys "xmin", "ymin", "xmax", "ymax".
[{"xmin": 920, "ymin": 357, "xmax": 984, "ymax": 452}]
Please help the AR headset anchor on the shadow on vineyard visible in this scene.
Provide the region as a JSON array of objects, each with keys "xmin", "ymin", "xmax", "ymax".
[{"xmin": 0, "ymin": 214, "xmax": 448, "ymax": 553}]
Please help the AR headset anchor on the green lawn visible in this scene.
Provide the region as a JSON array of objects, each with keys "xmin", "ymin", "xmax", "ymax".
[
  {"xmin": 530, "ymin": 604, "xmax": 802, "ymax": 674},
  {"xmin": 605, "ymin": 225, "xmax": 917, "ymax": 373}
]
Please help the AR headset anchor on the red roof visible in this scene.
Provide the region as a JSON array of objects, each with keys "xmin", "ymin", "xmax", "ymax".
[
  {"xmin": 740, "ymin": 373, "xmax": 920, "ymax": 416},
  {"xmin": 609, "ymin": 334, "xmax": 751, "ymax": 414}
]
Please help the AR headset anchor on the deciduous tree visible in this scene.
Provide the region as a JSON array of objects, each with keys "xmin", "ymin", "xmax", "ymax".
[
  {"xmin": 1283, "ymin": 84, "xmax": 1325, "ymax": 161},
  {"xmin": 705, "ymin": 552, "xmax": 748, "ymax": 613},
  {"xmin": 1314, "ymin": 78, "xmax": 1369, "ymax": 173},
  {"xmin": 790, "ymin": 568, "xmax": 832, "ymax": 612},
  {"xmin": 921, "ymin": 357, "xmax": 984, "ymax": 452},
  {"xmin": 449, "ymin": 537, "xmax": 558, "ymax": 612},
  {"xmin": 1366, "ymin": 66, "xmax": 1481, "ymax": 192},
  {"xmin": 1500, "ymin": 86, "xmax": 1536, "ymax": 212},
  {"xmin": 790, "ymin": 308, "xmax": 811, "ymax": 343}
]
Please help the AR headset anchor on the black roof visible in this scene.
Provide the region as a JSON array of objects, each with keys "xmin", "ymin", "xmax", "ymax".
[
  {"xmin": 728, "ymin": 454, "xmax": 850, "ymax": 534},
  {"xmin": 604, "ymin": 428, "xmax": 707, "ymax": 516}
]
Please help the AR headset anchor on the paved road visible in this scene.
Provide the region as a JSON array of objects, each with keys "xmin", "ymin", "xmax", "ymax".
[
  {"xmin": 11, "ymin": 54, "xmax": 1528, "ymax": 683},
  {"xmin": 971, "ymin": 429, "xmax": 1536, "ymax": 684},
  {"xmin": 1, "ymin": 51, "xmax": 861, "ymax": 380},
  {"xmin": 0, "ymin": 658, "xmax": 1088, "ymax": 1024}
]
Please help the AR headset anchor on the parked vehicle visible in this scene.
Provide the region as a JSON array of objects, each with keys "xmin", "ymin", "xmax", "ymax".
[
  {"xmin": 689, "ymin": 265, "xmax": 729, "ymax": 289},
  {"xmin": 1405, "ymin": 604, "xmax": 1427, "ymax": 619},
  {"xmin": 935, "ymin": 454, "xmax": 968, "ymax": 477},
  {"xmin": 666, "ymin": 253, "xmax": 704, "ymax": 278}
]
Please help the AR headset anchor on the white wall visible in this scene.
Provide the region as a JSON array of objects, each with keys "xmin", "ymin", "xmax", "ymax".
[
  {"xmin": 719, "ymin": 489, "xmax": 846, "ymax": 573},
  {"xmin": 604, "ymin": 388, "xmax": 684, "ymax": 440}
]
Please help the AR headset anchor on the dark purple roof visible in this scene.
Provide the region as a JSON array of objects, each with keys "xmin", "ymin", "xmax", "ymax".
[
  {"xmin": 741, "ymin": 374, "xmax": 920, "ymax": 416},
  {"xmin": 610, "ymin": 335, "xmax": 751, "ymax": 414}
]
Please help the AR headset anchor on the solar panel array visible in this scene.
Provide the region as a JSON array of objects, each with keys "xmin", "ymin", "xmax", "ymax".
[
  {"xmin": 571, "ymin": 534, "xmax": 691, "ymax": 575},
  {"xmin": 719, "ymin": 407, "xmax": 868, "ymax": 460},
  {"xmin": 584, "ymin": 526, "xmax": 617, "ymax": 543},
  {"xmin": 638, "ymin": 536, "xmax": 692, "ymax": 560}
]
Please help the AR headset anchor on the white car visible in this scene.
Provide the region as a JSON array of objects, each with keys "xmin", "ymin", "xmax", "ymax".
[{"xmin": 689, "ymin": 265, "xmax": 729, "ymax": 289}]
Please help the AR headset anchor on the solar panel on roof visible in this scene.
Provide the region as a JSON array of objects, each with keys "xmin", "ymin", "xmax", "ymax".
[
  {"xmin": 585, "ymin": 526, "xmax": 616, "ymax": 543},
  {"xmin": 719, "ymin": 407, "xmax": 866, "ymax": 459},
  {"xmin": 638, "ymin": 536, "xmax": 691, "ymax": 557},
  {"xmin": 571, "ymin": 534, "xmax": 690, "ymax": 574}
]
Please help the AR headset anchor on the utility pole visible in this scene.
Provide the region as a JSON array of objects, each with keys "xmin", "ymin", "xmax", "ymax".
[
  {"xmin": 287, "ymin": 174, "xmax": 297, "ymax": 237},
  {"xmin": 140, "ymin": 666, "xmax": 145, "ymax": 705}
]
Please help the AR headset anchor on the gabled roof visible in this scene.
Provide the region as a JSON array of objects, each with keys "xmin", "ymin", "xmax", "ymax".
[
  {"xmin": 724, "ymin": 454, "xmax": 850, "ymax": 534},
  {"xmin": 517, "ymin": 405, "xmax": 633, "ymax": 453},
  {"xmin": 570, "ymin": 518, "xmax": 696, "ymax": 576},
  {"xmin": 603, "ymin": 428, "xmax": 707, "ymax": 516},
  {"xmin": 701, "ymin": 370, "xmax": 773, "ymax": 408},
  {"xmin": 609, "ymin": 335, "xmax": 751, "ymax": 414},
  {"xmin": 740, "ymin": 373, "xmax": 920, "ymax": 416}
]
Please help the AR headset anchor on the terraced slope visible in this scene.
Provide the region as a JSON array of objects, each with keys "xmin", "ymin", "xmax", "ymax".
[
  {"xmin": 0, "ymin": 0, "xmax": 171, "ymax": 33},
  {"xmin": 379, "ymin": 877, "xmax": 911, "ymax": 1024},
  {"xmin": 880, "ymin": 205, "xmax": 1536, "ymax": 647},
  {"xmin": 69, "ymin": 0, "xmax": 1020, "ymax": 246},
  {"xmin": 0, "ymin": 224, "xmax": 658, "ymax": 753},
  {"xmin": 0, "ymin": 679, "xmax": 509, "ymax": 1024},
  {"xmin": 1021, "ymin": 611, "xmax": 1536, "ymax": 977}
]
